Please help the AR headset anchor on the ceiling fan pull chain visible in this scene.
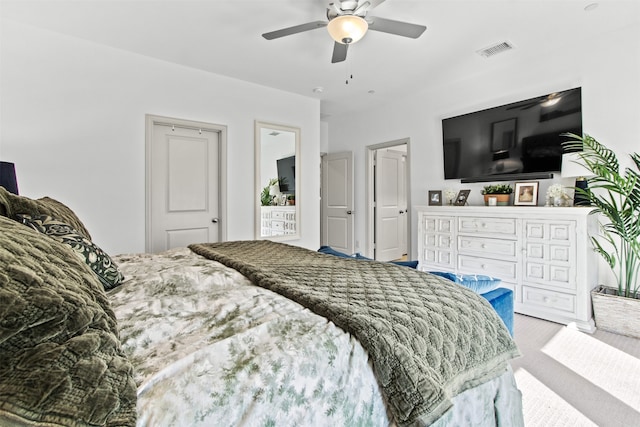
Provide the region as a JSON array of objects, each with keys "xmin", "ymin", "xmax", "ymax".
[{"xmin": 345, "ymin": 61, "xmax": 354, "ymax": 85}]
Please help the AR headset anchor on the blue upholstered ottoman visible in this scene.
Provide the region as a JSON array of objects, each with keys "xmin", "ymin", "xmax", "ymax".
[
  {"xmin": 316, "ymin": 249, "xmax": 515, "ymax": 336},
  {"xmin": 428, "ymin": 271, "xmax": 514, "ymax": 336},
  {"xmin": 480, "ymin": 287, "xmax": 514, "ymax": 336}
]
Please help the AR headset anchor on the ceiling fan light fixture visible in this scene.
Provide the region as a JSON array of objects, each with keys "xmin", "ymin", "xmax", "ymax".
[
  {"xmin": 327, "ymin": 15, "xmax": 368, "ymax": 44},
  {"xmin": 541, "ymin": 94, "xmax": 561, "ymax": 107}
]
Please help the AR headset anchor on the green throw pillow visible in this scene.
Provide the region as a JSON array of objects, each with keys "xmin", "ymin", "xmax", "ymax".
[
  {"xmin": 17, "ymin": 214, "xmax": 125, "ymax": 290},
  {"xmin": 0, "ymin": 215, "xmax": 136, "ymax": 426}
]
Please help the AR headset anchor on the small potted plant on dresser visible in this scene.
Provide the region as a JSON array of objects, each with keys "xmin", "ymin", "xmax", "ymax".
[
  {"xmin": 287, "ymin": 194, "xmax": 295, "ymax": 205},
  {"xmin": 563, "ymin": 133, "xmax": 640, "ymax": 338},
  {"xmin": 481, "ymin": 184, "xmax": 513, "ymax": 206}
]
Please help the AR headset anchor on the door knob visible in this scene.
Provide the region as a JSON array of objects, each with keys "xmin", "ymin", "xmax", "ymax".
[
  {"xmin": 211, "ymin": 218, "xmax": 219, "ymax": 223},
  {"xmin": 347, "ymin": 210, "xmax": 353, "ymax": 215}
]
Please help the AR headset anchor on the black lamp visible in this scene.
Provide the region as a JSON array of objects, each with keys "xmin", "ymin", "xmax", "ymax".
[{"xmin": 0, "ymin": 161, "xmax": 19, "ymax": 195}]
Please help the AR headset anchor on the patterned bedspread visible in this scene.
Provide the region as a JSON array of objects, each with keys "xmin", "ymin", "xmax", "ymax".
[
  {"xmin": 109, "ymin": 247, "xmax": 523, "ymax": 427},
  {"xmin": 190, "ymin": 241, "xmax": 520, "ymax": 426}
]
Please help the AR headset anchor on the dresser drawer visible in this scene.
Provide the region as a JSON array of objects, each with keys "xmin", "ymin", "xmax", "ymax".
[
  {"xmin": 271, "ymin": 220, "xmax": 285, "ymax": 231},
  {"xmin": 458, "ymin": 235, "xmax": 517, "ymax": 258},
  {"xmin": 423, "ymin": 249, "xmax": 454, "ymax": 268},
  {"xmin": 525, "ymin": 220, "xmax": 574, "ymax": 241},
  {"xmin": 525, "ymin": 242, "xmax": 571, "ymax": 262},
  {"xmin": 524, "ymin": 261, "xmax": 575, "ymax": 290},
  {"xmin": 271, "ymin": 210, "xmax": 286, "ymax": 220},
  {"xmin": 522, "ymin": 285, "xmax": 576, "ymax": 314},
  {"xmin": 425, "ymin": 233, "xmax": 453, "ymax": 250},
  {"xmin": 424, "ymin": 217, "xmax": 454, "ymax": 233},
  {"xmin": 458, "ymin": 217, "xmax": 517, "ymax": 236},
  {"xmin": 458, "ymin": 254, "xmax": 517, "ymax": 281}
]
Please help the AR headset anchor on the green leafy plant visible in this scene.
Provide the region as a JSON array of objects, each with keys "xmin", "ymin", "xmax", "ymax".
[
  {"xmin": 481, "ymin": 184, "xmax": 513, "ymax": 194},
  {"xmin": 261, "ymin": 178, "xmax": 279, "ymax": 206},
  {"xmin": 563, "ymin": 133, "xmax": 640, "ymax": 298}
]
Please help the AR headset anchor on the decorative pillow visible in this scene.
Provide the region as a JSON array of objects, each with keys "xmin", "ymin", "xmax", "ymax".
[
  {"xmin": 390, "ymin": 259, "xmax": 419, "ymax": 269},
  {"xmin": 318, "ymin": 246, "xmax": 418, "ymax": 269},
  {"xmin": 0, "ymin": 186, "xmax": 92, "ymax": 239},
  {"xmin": 429, "ymin": 271, "xmax": 502, "ymax": 294},
  {"xmin": 0, "ymin": 216, "xmax": 136, "ymax": 426},
  {"xmin": 17, "ymin": 214, "xmax": 124, "ymax": 290},
  {"xmin": 318, "ymin": 245, "xmax": 352, "ymax": 258}
]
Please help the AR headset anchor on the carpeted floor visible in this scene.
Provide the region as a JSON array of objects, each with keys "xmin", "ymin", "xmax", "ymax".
[{"xmin": 510, "ymin": 314, "xmax": 640, "ymax": 427}]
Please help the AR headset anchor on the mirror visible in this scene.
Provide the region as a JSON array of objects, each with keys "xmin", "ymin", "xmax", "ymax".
[{"xmin": 255, "ymin": 121, "xmax": 300, "ymax": 240}]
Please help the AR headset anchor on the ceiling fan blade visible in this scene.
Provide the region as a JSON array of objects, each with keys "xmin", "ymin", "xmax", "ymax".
[
  {"xmin": 331, "ymin": 42, "xmax": 348, "ymax": 63},
  {"xmin": 367, "ymin": 16, "xmax": 426, "ymax": 38},
  {"xmin": 367, "ymin": 0, "xmax": 387, "ymax": 11},
  {"xmin": 353, "ymin": 1, "xmax": 371, "ymax": 16},
  {"xmin": 262, "ymin": 21, "xmax": 327, "ymax": 40}
]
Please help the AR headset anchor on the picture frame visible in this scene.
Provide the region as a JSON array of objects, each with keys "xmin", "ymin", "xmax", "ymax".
[
  {"xmin": 514, "ymin": 181, "xmax": 539, "ymax": 206},
  {"xmin": 491, "ymin": 118, "xmax": 517, "ymax": 152},
  {"xmin": 428, "ymin": 190, "xmax": 442, "ymax": 206},
  {"xmin": 453, "ymin": 189, "xmax": 471, "ymax": 206}
]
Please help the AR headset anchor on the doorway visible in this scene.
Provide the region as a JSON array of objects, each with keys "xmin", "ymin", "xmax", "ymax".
[
  {"xmin": 320, "ymin": 151, "xmax": 354, "ymax": 254},
  {"xmin": 145, "ymin": 114, "xmax": 227, "ymax": 253},
  {"xmin": 366, "ymin": 139, "xmax": 410, "ymax": 261}
]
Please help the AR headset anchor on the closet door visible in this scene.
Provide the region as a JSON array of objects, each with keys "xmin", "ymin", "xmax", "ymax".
[{"xmin": 147, "ymin": 116, "xmax": 225, "ymax": 253}]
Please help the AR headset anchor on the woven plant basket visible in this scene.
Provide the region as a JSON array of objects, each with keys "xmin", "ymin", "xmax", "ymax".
[{"xmin": 591, "ymin": 285, "xmax": 640, "ymax": 339}]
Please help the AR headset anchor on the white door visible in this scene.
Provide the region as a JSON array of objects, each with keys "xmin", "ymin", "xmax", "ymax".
[
  {"xmin": 321, "ymin": 151, "xmax": 354, "ymax": 254},
  {"xmin": 147, "ymin": 117, "xmax": 223, "ymax": 253},
  {"xmin": 399, "ymin": 153, "xmax": 408, "ymax": 255},
  {"xmin": 375, "ymin": 149, "xmax": 405, "ymax": 261}
]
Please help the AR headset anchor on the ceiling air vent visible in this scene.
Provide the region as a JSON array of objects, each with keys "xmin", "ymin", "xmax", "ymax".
[{"xmin": 476, "ymin": 41, "xmax": 515, "ymax": 58}]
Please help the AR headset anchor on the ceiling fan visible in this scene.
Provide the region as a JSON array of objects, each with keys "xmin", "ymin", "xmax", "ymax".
[
  {"xmin": 262, "ymin": 0, "xmax": 427, "ymax": 63},
  {"xmin": 506, "ymin": 93, "xmax": 564, "ymax": 111}
]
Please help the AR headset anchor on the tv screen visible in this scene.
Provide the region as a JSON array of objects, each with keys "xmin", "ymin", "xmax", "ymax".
[
  {"xmin": 442, "ymin": 87, "xmax": 582, "ymax": 182},
  {"xmin": 277, "ymin": 155, "xmax": 295, "ymax": 194}
]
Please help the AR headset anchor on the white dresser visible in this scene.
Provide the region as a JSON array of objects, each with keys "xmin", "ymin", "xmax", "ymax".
[
  {"xmin": 416, "ymin": 206, "xmax": 599, "ymax": 332},
  {"xmin": 261, "ymin": 206, "xmax": 296, "ymax": 236}
]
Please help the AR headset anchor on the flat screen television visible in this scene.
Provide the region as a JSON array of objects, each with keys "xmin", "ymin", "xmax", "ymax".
[
  {"xmin": 442, "ymin": 87, "xmax": 582, "ymax": 182},
  {"xmin": 277, "ymin": 155, "xmax": 295, "ymax": 194}
]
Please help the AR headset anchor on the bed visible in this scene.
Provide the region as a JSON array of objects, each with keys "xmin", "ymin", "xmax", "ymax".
[{"xmin": 0, "ymin": 187, "xmax": 523, "ymax": 426}]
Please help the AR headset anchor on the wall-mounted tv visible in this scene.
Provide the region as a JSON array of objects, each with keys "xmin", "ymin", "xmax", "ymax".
[
  {"xmin": 277, "ymin": 155, "xmax": 295, "ymax": 193},
  {"xmin": 442, "ymin": 87, "xmax": 582, "ymax": 183}
]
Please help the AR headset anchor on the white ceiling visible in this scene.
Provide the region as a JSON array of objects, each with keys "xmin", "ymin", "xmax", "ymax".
[{"xmin": 3, "ymin": 0, "xmax": 639, "ymax": 118}]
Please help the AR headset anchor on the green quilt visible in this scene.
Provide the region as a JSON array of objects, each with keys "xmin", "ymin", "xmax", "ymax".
[{"xmin": 189, "ymin": 240, "xmax": 520, "ymax": 426}]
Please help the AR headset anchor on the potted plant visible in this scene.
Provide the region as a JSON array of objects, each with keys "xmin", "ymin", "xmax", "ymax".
[
  {"xmin": 481, "ymin": 184, "xmax": 513, "ymax": 206},
  {"xmin": 287, "ymin": 194, "xmax": 295, "ymax": 205},
  {"xmin": 261, "ymin": 178, "xmax": 279, "ymax": 206},
  {"xmin": 563, "ymin": 133, "xmax": 640, "ymax": 338}
]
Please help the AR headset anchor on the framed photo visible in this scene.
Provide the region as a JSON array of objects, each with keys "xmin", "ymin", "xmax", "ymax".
[
  {"xmin": 453, "ymin": 189, "xmax": 471, "ymax": 206},
  {"xmin": 491, "ymin": 118, "xmax": 517, "ymax": 152},
  {"xmin": 428, "ymin": 190, "xmax": 442, "ymax": 206},
  {"xmin": 514, "ymin": 181, "xmax": 539, "ymax": 206}
]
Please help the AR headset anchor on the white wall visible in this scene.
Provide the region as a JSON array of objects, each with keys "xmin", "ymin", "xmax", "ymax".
[
  {"xmin": 326, "ymin": 23, "xmax": 640, "ymax": 285},
  {"xmin": 0, "ymin": 21, "xmax": 321, "ymax": 254}
]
